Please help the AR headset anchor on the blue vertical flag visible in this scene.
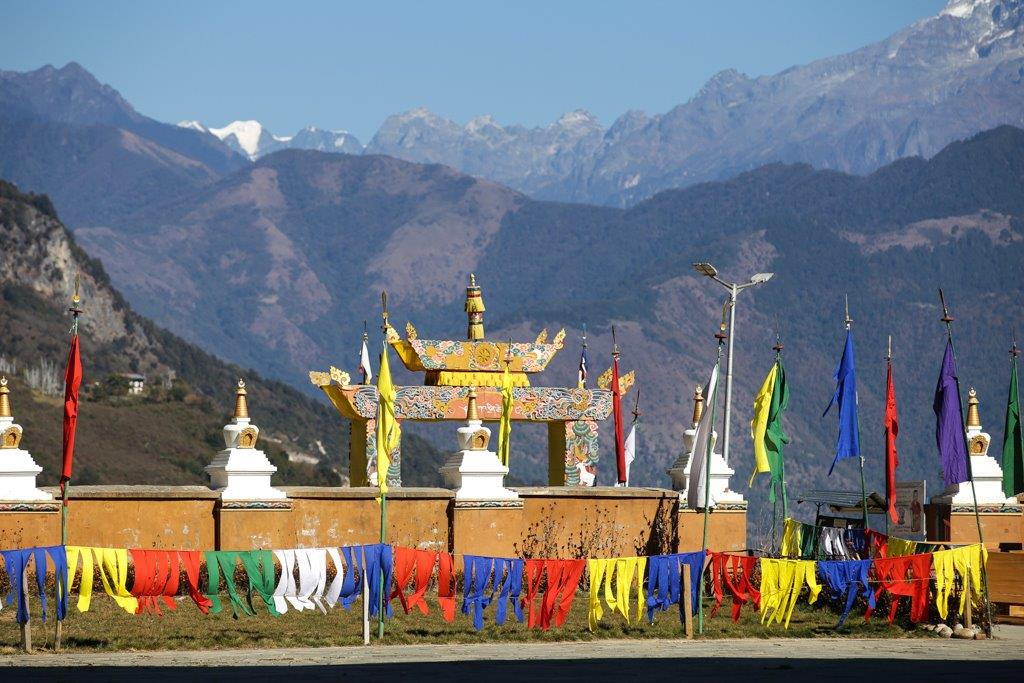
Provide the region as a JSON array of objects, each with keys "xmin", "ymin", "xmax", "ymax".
[
  {"xmin": 934, "ymin": 338, "xmax": 970, "ymax": 486},
  {"xmin": 823, "ymin": 329, "xmax": 860, "ymax": 475}
]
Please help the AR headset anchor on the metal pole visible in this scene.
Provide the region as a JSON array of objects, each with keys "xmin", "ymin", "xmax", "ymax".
[
  {"xmin": 378, "ymin": 492, "xmax": 387, "ymax": 640},
  {"xmin": 939, "ymin": 289, "xmax": 993, "ymax": 636},
  {"xmin": 721, "ymin": 285, "xmax": 737, "ymax": 468}
]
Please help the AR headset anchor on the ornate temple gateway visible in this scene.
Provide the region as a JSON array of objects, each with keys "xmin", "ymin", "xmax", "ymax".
[{"xmin": 310, "ymin": 275, "xmax": 626, "ymax": 488}]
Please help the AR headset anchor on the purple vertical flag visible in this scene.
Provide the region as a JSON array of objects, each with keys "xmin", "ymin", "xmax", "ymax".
[{"xmin": 934, "ymin": 339, "xmax": 969, "ymax": 486}]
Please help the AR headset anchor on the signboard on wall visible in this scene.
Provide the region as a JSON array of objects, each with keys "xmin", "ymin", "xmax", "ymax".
[{"xmin": 892, "ymin": 480, "xmax": 926, "ymax": 539}]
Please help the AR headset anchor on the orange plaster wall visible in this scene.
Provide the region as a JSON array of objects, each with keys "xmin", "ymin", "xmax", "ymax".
[
  {"xmin": 0, "ymin": 512, "xmax": 60, "ymax": 548},
  {"xmin": 217, "ymin": 496, "xmax": 450, "ymax": 551},
  {"xmin": 66, "ymin": 498, "xmax": 216, "ymax": 549},
  {"xmin": 677, "ymin": 509, "xmax": 748, "ymax": 552}
]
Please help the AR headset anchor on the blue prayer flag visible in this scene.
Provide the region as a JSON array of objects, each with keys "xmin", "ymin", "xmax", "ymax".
[{"xmin": 823, "ymin": 329, "xmax": 860, "ymax": 475}]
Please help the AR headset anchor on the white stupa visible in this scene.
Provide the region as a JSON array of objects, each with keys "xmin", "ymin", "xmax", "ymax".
[
  {"xmin": 205, "ymin": 379, "xmax": 286, "ymax": 501},
  {"xmin": 932, "ymin": 387, "xmax": 1017, "ymax": 507},
  {"xmin": 0, "ymin": 377, "xmax": 53, "ymax": 501},
  {"xmin": 439, "ymin": 387, "xmax": 518, "ymax": 502},
  {"xmin": 667, "ymin": 385, "xmax": 744, "ymax": 506}
]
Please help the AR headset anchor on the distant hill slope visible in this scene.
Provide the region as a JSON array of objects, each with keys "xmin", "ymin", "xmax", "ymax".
[
  {"xmin": 0, "ymin": 179, "xmax": 445, "ymax": 486},
  {"xmin": 0, "ymin": 63, "xmax": 248, "ymax": 226},
  {"xmin": 71, "ymin": 127, "xmax": 1024, "ymax": 515}
]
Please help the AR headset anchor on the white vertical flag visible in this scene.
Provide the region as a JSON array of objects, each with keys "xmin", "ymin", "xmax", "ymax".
[
  {"xmin": 687, "ymin": 364, "xmax": 719, "ymax": 510},
  {"xmin": 358, "ymin": 338, "xmax": 373, "ymax": 384},
  {"xmin": 617, "ymin": 423, "xmax": 636, "ymax": 487}
]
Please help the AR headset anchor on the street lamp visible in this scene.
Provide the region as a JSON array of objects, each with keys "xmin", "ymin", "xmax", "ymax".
[{"xmin": 692, "ymin": 262, "xmax": 774, "ymax": 468}]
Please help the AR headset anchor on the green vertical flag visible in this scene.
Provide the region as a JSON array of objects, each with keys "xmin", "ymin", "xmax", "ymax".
[
  {"xmin": 1003, "ymin": 357, "xmax": 1023, "ymax": 498},
  {"xmin": 764, "ymin": 357, "xmax": 791, "ymax": 506}
]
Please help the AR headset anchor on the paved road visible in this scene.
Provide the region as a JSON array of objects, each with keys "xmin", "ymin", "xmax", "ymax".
[{"xmin": 2, "ymin": 628, "xmax": 1022, "ymax": 681}]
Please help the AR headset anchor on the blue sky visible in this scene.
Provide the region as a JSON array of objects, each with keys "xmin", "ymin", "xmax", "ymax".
[{"xmin": 3, "ymin": 0, "xmax": 946, "ymax": 140}]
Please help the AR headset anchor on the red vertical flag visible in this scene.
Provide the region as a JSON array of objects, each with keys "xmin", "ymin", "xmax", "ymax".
[
  {"xmin": 61, "ymin": 334, "xmax": 82, "ymax": 493},
  {"xmin": 884, "ymin": 359, "xmax": 899, "ymax": 524},
  {"xmin": 611, "ymin": 355, "xmax": 626, "ymax": 484}
]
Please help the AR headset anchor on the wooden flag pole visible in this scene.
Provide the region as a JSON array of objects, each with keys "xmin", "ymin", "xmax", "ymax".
[
  {"xmin": 377, "ymin": 290, "xmax": 390, "ymax": 641},
  {"xmin": 938, "ymin": 289, "xmax": 993, "ymax": 636},
  {"xmin": 20, "ymin": 562, "xmax": 31, "ymax": 653}
]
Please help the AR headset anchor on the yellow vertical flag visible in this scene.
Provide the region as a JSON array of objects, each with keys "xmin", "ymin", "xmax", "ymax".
[
  {"xmin": 498, "ymin": 363, "xmax": 513, "ymax": 467},
  {"xmin": 749, "ymin": 363, "xmax": 778, "ymax": 486},
  {"xmin": 376, "ymin": 343, "xmax": 401, "ymax": 496}
]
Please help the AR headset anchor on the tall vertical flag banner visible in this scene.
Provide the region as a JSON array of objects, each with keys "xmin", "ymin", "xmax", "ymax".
[
  {"xmin": 934, "ymin": 339, "xmax": 969, "ymax": 487},
  {"xmin": 884, "ymin": 358, "xmax": 900, "ymax": 523},
  {"xmin": 1002, "ymin": 350, "xmax": 1023, "ymax": 498},
  {"xmin": 823, "ymin": 329, "xmax": 860, "ymax": 475},
  {"xmin": 687, "ymin": 364, "xmax": 720, "ymax": 510},
  {"xmin": 611, "ymin": 354, "xmax": 626, "ymax": 484},
  {"xmin": 375, "ymin": 344, "xmax": 400, "ymax": 496},
  {"xmin": 359, "ymin": 335, "xmax": 373, "ymax": 384},
  {"xmin": 61, "ymin": 334, "xmax": 82, "ymax": 496},
  {"xmin": 749, "ymin": 363, "xmax": 778, "ymax": 485},
  {"xmin": 498, "ymin": 361, "xmax": 513, "ymax": 467}
]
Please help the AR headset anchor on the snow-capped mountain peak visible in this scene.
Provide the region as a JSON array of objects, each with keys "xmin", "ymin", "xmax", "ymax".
[{"xmin": 177, "ymin": 119, "xmax": 364, "ymax": 159}]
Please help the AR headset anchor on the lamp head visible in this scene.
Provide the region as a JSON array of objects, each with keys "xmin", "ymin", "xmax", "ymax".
[
  {"xmin": 750, "ymin": 272, "xmax": 774, "ymax": 284},
  {"xmin": 692, "ymin": 262, "xmax": 717, "ymax": 278}
]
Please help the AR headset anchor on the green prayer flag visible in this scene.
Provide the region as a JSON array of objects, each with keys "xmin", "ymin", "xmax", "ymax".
[
  {"xmin": 764, "ymin": 357, "xmax": 791, "ymax": 507},
  {"xmin": 1003, "ymin": 358, "xmax": 1023, "ymax": 498}
]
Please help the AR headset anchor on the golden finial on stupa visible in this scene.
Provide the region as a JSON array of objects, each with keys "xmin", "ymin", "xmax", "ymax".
[
  {"xmin": 465, "ymin": 273, "xmax": 485, "ymax": 341},
  {"xmin": 0, "ymin": 377, "xmax": 11, "ymax": 419},
  {"xmin": 467, "ymin": 386, "xmax": 479, "ymax": 422},
  {"xmin": 233, "ymin": 379, "xmax": 249, "ymax": 420},
  {"xmin": 691, "ymin": 385, "xmax": 704, "ymax": 426},
  {"xmin": 966, "ymin": 387, "xmax": 981, "ymax": 428}
]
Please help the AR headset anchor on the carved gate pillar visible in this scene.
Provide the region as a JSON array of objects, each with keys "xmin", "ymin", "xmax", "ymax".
[
  {"xmin": 547, "ymin": 419, "xmax": 599, "ymax": 486},
  {"xmin": 349, "ymin": 417, "xmax": 402, "ymax": 488}
]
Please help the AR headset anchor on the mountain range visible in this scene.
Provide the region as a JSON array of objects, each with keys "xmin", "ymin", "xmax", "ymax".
[{"xmin": 179, "ymin": 0, "xmax": 1024, "ymax": 206}]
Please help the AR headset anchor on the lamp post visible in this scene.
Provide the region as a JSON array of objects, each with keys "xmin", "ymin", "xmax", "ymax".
[{"xmin": 692, "ymin": 262, "xmax": 774, "ymax": 468}]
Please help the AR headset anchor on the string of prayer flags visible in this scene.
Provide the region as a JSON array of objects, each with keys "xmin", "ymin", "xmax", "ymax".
[
  {"xmin": 817, "ymin": 559, "xmax": 874, "ymax": 627},
  {"xmin": 438, "ymin": 551, "xmax": 457, "ymax": 622},
  {"xmin": 0, "ymin": 546, "xmax": 67, "ymax": 624},
  {"xmin": 645, "ymin": 551, "xmax": 705, "ymax": 626},
  {"xmin": 759, "ymin": 558, "xmax": 821, "ymax": 628},
  {"xmin": 866, "ymin": 554, "xmax": 932, "ymax": 625},
  {"xmin": 391, "ymin": 547, "xmax": 437, "ymax": 616},
  {"xmin": 460, "ymin": 555, "xmax": 524, "ymax": 630},
  {"xmin": 340, "ymin": 544, "xmax": 394, "ymax": 619},
  {"xmin": 272, "ymin": 548, "xmax": 335, "ymax": 614},
  {"xmin": 523, "ymin": 559, "xmax": 586, "ymax": 630},
  {"xmin": 587, "ymin": 556, "xmax": 647, "ymax": 631},
  {"xmin": 934, "ymin": 544, "xmax": 987, "ymax": 621},
  {"xmin": 129, "ymin": 549, "xmax": 213, "ymax": 616},
  {"xmin": 708, "ymin": 553, "xmax": 759, "ymax": 622}
]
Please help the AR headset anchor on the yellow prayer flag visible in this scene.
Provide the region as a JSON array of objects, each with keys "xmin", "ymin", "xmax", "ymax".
[
  {"xmin": 749, "ymin": 363, "xmax": 778, "ymax": 486},
  {"xmin": 498, "ymin": 363, "xmax": 513, "ymax": 467},
  {"xmin": 376, "ymin": 344, "xmax": 401, "ymax": 496}
]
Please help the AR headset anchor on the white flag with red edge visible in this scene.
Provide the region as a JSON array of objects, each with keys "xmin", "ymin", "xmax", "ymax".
[{"xmin": 359, "ymin": 339, "xmax": 373, "ymax": 384}]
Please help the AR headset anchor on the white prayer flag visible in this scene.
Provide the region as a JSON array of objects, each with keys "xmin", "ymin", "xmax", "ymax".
[
  {"xmin": 358, "ymin": 339, "xmax": 373, "ymax": 384},
  {"xmin": 687, "ymin": 364, "xmax": 719, "ymax": 510}
]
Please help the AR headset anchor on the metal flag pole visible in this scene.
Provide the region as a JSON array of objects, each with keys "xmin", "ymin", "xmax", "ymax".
[
  {"xmin": 938, "ymin": 289, "xmax": 993, "ymax": 636},
  {"xmin": 377, "ymin": 292, "xmax": 389, "ymax": 641},
  {"xmin": 697, "ymin": 301, "xmax": 728, "ymax": 635},
  {"xmin": 885, "ymin": 335, "xmax": 892, "ymax": 538},
  {"xmin": 845, "ymin": 296, "xmax": 870, "ymax": 529}
]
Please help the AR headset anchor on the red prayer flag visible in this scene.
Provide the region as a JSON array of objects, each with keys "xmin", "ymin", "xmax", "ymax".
[
  {"xmin": 884, "ymin": 360, "xmax": 899, "ymax": 524},
  {"xmin": 61, "ymin": 334, "xmax": 82, "ymax": 490},
  {"xmin": 612, "ymin": 356, "xmax": 626, "ymax": 484}
]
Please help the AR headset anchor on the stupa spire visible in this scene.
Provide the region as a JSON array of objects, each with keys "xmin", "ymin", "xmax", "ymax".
[
  {"xmin": 465, "ymin": 273, "xmax": 485, "ymax": 340},
  {"xmin": 233, "ymin": 379, "xmax": 249, "ymax": 420},
  {"xmin": 0, "ymin": 377, "xmax": 11, "ymax": 419}
]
